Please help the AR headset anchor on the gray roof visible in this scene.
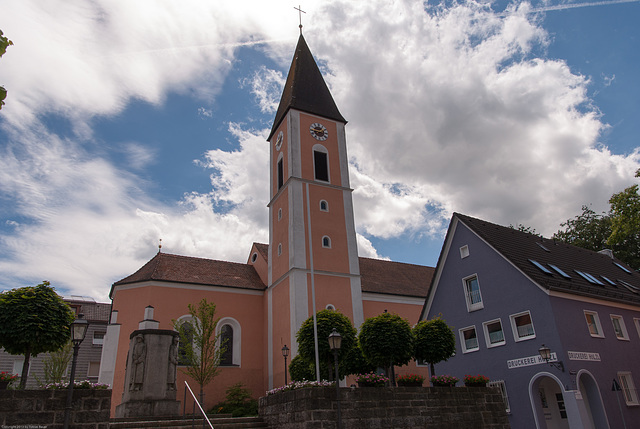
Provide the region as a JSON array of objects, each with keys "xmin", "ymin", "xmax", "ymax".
[{"xmin": 455, "ymin": 213, "xmax": 640, "ymax": 305}]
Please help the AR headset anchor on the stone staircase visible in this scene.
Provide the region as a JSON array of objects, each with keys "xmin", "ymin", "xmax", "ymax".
[{"xmin": 110, "ymin": 414, "xmax": 268, "ymax": 429}]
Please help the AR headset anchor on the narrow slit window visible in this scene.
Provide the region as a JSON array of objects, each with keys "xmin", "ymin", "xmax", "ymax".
[
  {"xmin": 322, "ymin": 236, "xmax": 331, "ymax": 248},
  {"xmin": 277, "ymin": 158, "xmax": 284, "ymax": 189},
  {"xmin": 314, "ymin": 150, "xmax": 329, "ymax": 181}
]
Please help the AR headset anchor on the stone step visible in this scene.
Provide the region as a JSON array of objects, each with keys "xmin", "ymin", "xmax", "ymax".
[{"xmin": 110, "ymin": 416, "xmax": 268, "ymax": 429}]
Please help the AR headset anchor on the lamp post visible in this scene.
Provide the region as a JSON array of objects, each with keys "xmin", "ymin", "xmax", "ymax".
[
  {"xmin": 328, "ymin": 329, "xmax": 342, "ymax": 429},
  {"xmin": 282, "ymin": 345, "xmax": 290, "ymax": 385},
  {"xmin": 63, "ymin": 314, "xmax": 89, "ymax": 429},
  {"xmin": 538, "ymin": 344, "xmax": 564, "ymax": 372}
]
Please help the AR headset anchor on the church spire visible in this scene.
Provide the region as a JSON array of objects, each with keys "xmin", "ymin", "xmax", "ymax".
[{"xmin": 268, "ymin": 35, "xmax": 346, "ymax": 140}]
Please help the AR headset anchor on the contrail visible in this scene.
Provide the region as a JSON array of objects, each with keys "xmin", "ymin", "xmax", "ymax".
[
  {"xmin": 499, "ymin": 0, "xmax": 639, "ymax": 15},
  {"xmin": 530, "ymin": 0, "xmax": 639, "ymax": 13}
]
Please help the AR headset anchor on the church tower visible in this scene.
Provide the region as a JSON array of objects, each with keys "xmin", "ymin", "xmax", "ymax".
[{"xmin": 266, "ymin": 35, "xmax": 364, "ymax": 387}]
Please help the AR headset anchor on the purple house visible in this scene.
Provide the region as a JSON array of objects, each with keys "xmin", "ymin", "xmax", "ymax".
[{"xmin": 422, "ymin": 213, "xmax": 640, "ymax": 429}]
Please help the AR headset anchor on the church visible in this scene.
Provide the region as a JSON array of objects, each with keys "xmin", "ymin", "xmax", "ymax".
[{"xmin": 99, "ymin": 34, "xmax": 434, "ymax": 414}]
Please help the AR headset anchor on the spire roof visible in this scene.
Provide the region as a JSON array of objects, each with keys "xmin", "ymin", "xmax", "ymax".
[{"xmin": 268, "ymin": 34, "xmax": 346, "ymax": 140}]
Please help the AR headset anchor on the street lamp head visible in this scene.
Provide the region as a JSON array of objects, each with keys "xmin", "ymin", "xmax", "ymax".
[
  {"xmin": 282, "ymin": 344, "xmax": 290, "ymax": 357},
  {"xmin": 538, "ymin": 344, "xmax": 551, "ymax": 362},
  {"xmin": 328, "ymin": 328, "xmax": 342, "ymax": 351},
  {"xmin": 70, "ymin": 314, "xmax": 89, "ymax": 346}
]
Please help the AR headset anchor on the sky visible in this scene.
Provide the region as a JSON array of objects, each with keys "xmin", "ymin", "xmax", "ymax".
[{"xmin": 0, "ymin": 0, "xmax": 638, "ymax": 302}]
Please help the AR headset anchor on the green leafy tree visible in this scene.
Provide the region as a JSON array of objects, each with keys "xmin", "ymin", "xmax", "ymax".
[
  {"xmin": 358, "ymin": 312, "xmax": 414, "ymax": 385},
  {"xmin": 296, "ymin": 309, "xmax": 357, "ymax": 380},
  {"xmin": 38, "ymin": 340, "xmax": 73, "ymax": 386},
  {"xmin": 172, "ymin": 299, "xmax": 225, "ymax": 403},
  {"xmin": 342, "ymin": 342, "xmax": 375, "ymax": 377},
  {"xmin": 0, "ymin": 29, "xmax": 13, "ymax": 110},
  {"xmin": 554, "ymin": 169, "xmax": 640, "ymax": 270},
  {"xmin": 553, "ymin": 205, "xmax": 612, "ymax": 253},
  {"xmin": 607, "ymin": 172, "xmax": 640, "ymax": 269},
  {"xmin": 0, "ymin": 281, "xmax": 75, "ymax": 389},
  {"xmin": 289, "ymin": 354, "xmax": 315, "ymax": 382},
  {"xmin": 413, "ymin": 316, "xmax": 456, "ymax": 377}
]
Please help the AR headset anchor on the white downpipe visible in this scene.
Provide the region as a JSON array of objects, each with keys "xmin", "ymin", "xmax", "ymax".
[
  {"xmin": 305, "ymin": 182, "xmax": 320, "ymax": 381},
  {"xmin": 184, "ymin": 381, "xmax": 214, "ymax": 429}
]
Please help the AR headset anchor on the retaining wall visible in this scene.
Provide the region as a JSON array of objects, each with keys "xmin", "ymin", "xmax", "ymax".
[
  {"xmin": 259, "ymin": 386, "xmax": 510, "ymax": 429},
  {"xmin": 0, "ymin": 389, "xmax": 111, "ymax": 429}
]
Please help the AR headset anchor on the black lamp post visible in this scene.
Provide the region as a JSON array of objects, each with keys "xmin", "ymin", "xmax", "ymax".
[
  {"xmin": 63, "ymin": 314, "xmax": 89, "ymax": 429},
  {"xmin": 538, "ymin": 344, "xmax": 564, "ymax": 372},
  {"xmin": 282, "ymin": 345, "xmax": 290, "ymax": 385},
  {"xmin": 328, "ymin": 329, "xmax": 342, "ymax": 429}
]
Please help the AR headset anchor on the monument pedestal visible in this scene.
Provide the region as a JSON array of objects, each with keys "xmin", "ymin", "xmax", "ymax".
[{"xmin": 115, "ymin": 327, "xmax": 180, "ymax": 418}]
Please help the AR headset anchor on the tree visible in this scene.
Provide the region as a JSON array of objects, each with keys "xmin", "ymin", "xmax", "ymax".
[
  {"xmin": 413, "ymin": 316, "xmax": 456, "ymax": 377},
  {"xmin": 554, "ymin": 169, "xmax": 640, "ymax": 270},
  {"xmin": 172, "ymin": 299, "xmax": 225, "ymax": 403},
  {"xmin": 288, "ymin": 354, "xmax": 315, "ymax": 382},
  {"xmin": 0, "ymin": 281, "xmax": 75, "ymax": 389},
  {"xmin": 39, "ymin": 340, "xmax": 73, "ymax": 386},
  {"xmin": 553, "ymin": 205, "xmax": 612, "ymax": 253},
  {"xmin": 0, "ymin": 29, "xmax": 13, "ymax": 110},
  {"xmin": 296, "ymin": 309, "xmax": 357, "ymax": 380},
  {"xmin": 358, "ymin": 312, "xmax": 414, "ymax": 385},
  {"xmin": 607, "ymin": 174, "xmax": 640, "ymax": 270}
]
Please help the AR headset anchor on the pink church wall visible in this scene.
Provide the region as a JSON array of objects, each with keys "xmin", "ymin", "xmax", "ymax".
[
  {"xmin": 110, "ymin": 284, "xmax": 265, "ymax": 415},
  {"xmin": 269, "ymin": 278, "xmax": 291, "ymax": 389}
]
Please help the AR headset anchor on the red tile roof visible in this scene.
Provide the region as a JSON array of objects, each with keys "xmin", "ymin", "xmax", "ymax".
[{"xmin": 112, "ymin": 247, "xmax": 434, "ymax": 299}]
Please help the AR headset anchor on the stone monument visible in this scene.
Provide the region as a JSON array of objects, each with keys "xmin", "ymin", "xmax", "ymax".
[{"xmin": 115, "ymin": 306, "xmax": 181, "ymax": 418}]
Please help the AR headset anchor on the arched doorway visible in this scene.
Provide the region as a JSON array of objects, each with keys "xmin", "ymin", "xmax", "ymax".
[
  {"xmin": 577, "ymin": 370, "xmax": 609, "ymax": 429},
  {"xmin": 529, "ymin": 373, "xmax": 569, "ymax": 429}
]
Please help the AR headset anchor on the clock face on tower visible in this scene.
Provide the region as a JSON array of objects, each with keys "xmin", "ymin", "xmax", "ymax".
[
  {"xmin": 309, "ymin": 123, "xmax": 328, "ymax": 141},
  {"xmin": 275, "ymin": 131, "xmax": 283, "ymax": 151}
]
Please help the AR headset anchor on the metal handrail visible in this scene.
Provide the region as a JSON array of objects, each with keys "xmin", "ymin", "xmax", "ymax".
[{"xmin": 184, "ymin": 380, "xmax": 214, "ymax": 429}]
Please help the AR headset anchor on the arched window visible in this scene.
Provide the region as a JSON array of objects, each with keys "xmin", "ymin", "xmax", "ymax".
[
  {"xmin": 220, "ymin": 325, "xmax": 233, "ymax": 366},
  {"xmin": 177, "ymin": 320, "xmax": 193, "ymax": 366},
  {"xmin": 217, "ymin": 317, "xmax": 241, "ymax": 366},
  {"xmin": 320, "ymin": 200, "xmax": 329, "ymax": 212},
  {"xmin": 322, "ymin": 236, "xmax": 331, "ymax": 248},
  {"xmin": 313, "ymin": 145, "xmax": 329, "ymax": 182},
  {"xmin": 277, "ymin": 154, "xmax": 284, "ymax": 190}
]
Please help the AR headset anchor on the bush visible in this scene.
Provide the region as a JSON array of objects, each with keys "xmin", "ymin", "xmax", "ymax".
[
  {"xmin": 430, "ymin": 375, "xmax": 458, "ymax": 387},
  {"xmin": 289, "ymin": 355, "xmax": 316, "ymax": 382},
  {"xmin": 464, "ymin": 374, "xmax": 490, "ymax": 386},
  {"xmin": 210, "ymin": 383, "xmax": 258, "ymax": 417}
]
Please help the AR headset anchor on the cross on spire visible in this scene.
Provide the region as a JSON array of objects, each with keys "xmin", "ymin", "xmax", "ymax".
[{"xmin": 294, "ymin": 5, "xmax": 306, "ymax": 34}]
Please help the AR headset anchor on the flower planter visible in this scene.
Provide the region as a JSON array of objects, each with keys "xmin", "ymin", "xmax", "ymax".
[
  {"xmin": 358, "ymin": 381, "xmax": 384, "ymax": 388},
  {"xmin": 464, "ymin": 383, "xmax": 487, "ymax": 387},
  {"xmin": 397, "ymin": 381, "xmax": 423, "ymax": 387}
]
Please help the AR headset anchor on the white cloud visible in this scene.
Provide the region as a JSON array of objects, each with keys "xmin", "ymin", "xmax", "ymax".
[{"xmin": 0, "ymin": 0, "xmax": 639, "ymax": 299}]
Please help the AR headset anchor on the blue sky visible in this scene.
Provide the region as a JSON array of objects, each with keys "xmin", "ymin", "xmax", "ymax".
[{"xmin": 0, "ymin": 0, "xmax": 638, "ymax": 301}]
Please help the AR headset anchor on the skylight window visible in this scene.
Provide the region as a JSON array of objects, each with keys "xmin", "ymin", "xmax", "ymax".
[
  {"xmin": 529, "ymin": 260, "xmax": 552, "ymax": 275},
  {"xmin": 614, "ymin": 262, "xmax": 632, "ymax": 274},
  {"xmin": 575, "ymin": 270, "xmax": 604, "ymax": 285},
  {"xmin": 536, "ymin": 242, "xmax": 550, "ymax": 252},
  {"xmin": 619, "ymin": 280, "xmax": 640, "ymax": 295},
  {"xmin": 601, "ymin": 276, "xmax": 617, "ymax": 286},
  {"xmin": 549, "ymin": 264, "xmax": 571, "ymax": 279}
]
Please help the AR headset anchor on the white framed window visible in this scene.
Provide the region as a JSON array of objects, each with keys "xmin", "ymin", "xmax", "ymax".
[
  {"xmin": 462, "ymin": 274, "xmax": 483, "ymax": 312},
  {"xmin": 634, "ymin": 318, "xmax": 640, "ymax": 339},
  {"xmin": 93, "ymin": 331, "xmax": 105, "ymax": 345},
  {"xmin": 611, "ymin": 315, "xmax": 630, "ymax": 340},
  {"xmin": 618, "ymin": 372, "xmax": 639, "ymax": 405},
  {"xmin": 319, "ymin": 200, "xmax": 329, "ymax": 212},
  {"xmin": 488, "ymin": 380, "xmax": 510, "ymax": 413},
  {"xmin": 584, "ymin": 311, "xmax": 604, "ymax": 338},
  {"xmin": 460, "ymin": 245, "xmax": 469, "ymax": 259},
  {"xmin": 326, "ymin": 304, "xmax": 335, "ymax": 310},
  {"xmin": 175, "ymin": 316, "xmax": 195, "ymax": 366},
  {"xmin": 483, "ymin": 319, "xmax": 505, "ymax": 347},
  {"xmin": 509, "ymin": 311, "xmax": 535, "ymax": 342},
  {"xmin": 277, "ymin": 243, "xmax": 282, "ymax": 256},
  {"xmin": 322, "ymin": 236, "xmax": 331, "ymax": 248},
  {"xmin": 459, "ymin": 326, "xmax": 479, "ymax": 353},
  {"xmin": 278, "ymin": 208, "xmax": 282, "ymax": 221},
  {"xmin": 217, "ymin": 317, "xmax": 241, "ymax": 367},
  {"xmin": 13, "ymin": 358, "xmax": 27, "ymax": 376},
  {"xmin": 312, "ymin": 145, "xmax": 329, "ymax": 182},
  {"xmin": 87, "ymin": 361, "xmax": 101, "ymax": 379}
]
